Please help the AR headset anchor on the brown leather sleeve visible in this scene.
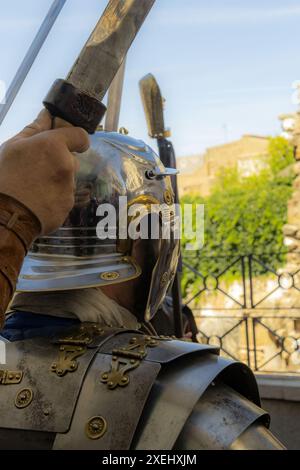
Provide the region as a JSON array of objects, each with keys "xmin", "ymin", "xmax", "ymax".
[{"xmin": 0, "ymin": 193, "xmax": 41, "ymax": 328}]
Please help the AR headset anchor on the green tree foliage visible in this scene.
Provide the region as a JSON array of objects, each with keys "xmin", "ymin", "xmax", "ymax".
[
  {"xmin": 181, "ymin": 137, "xmax": 294, "ymax": 297},
  {"xmin": 267, "ymin": 136, "xmax": 295, "ymax": 176}
]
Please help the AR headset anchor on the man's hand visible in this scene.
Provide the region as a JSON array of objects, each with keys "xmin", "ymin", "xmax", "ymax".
[{"xmin": 0, "ymin": 110, "xmax": 90, "ymax": 234}]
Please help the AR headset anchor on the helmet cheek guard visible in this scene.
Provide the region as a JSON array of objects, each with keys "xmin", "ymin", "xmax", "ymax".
[{"xmin": 17, "ymin": 132, "xmax": 179, "ymax": 321}]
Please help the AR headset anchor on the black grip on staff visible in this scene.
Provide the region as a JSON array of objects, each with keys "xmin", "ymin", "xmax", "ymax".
[{"xmin": 43, "ymin": 79, "xmax": 107, "ymax": 134}]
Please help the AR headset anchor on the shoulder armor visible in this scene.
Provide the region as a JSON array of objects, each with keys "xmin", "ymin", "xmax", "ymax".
[
  {"xmin": 54, "ymin": 330, "xmax": 219, "ymax": 450},
  {"xmin": 175, "ymin": 381, "xmax": 284, "ymax": 450},
  {"xmin": 0, "ymin": 324, "xmax": 123, "ymax": 435},
  {"xmin": 0, "ymin": 325, "xmax": 283, "ymax": 450}
]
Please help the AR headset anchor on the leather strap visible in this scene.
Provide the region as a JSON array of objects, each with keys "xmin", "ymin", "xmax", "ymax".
[
  {"xmin": 0, "ymin": 193, "xmax": 41, "ymax": 251},
  {"xmin": 0, "ymin": 193, "xmax": 41, "ymax": 325}
]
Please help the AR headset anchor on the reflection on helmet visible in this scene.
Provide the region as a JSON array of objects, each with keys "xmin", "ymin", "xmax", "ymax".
[{"xmin": 17, "ymin": 132, "xmax": 180, "ymax": 321}]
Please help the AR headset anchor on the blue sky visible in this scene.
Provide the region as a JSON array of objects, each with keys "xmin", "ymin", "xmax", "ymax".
[{"xmin": 0, "ymin": 0, "xmax": 300, "ymax": 158}]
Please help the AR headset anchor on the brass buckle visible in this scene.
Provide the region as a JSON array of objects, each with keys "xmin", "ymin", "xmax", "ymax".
[
  {"xmin": 51, "ymin": 323, "xmax": 105, "ymax": 377},
  {"xmin": 101, "ymin": 356, "xmax": 140, "ymax": 390},
  {"xmin": 101, "ymin": 335, "xmax": 159, "ymax": 390},
  {"xmin": 55, "ymin": 323, "xmax": 105, "ymax": 347},
  {"xmin": 113, "ymin": 335, "xmax": 159, "ymax": 360},
  {"xmin": 0, "ymin": 370, "xmax": 23, "ymax": 385},
  {"xmin": 51, "ymin": 344, "xmax": 87, "ymax": 377}
]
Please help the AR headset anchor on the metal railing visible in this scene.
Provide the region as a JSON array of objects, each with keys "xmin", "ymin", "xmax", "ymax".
[
  {"xmin": 182, "ymin": 252, "xmax": 300, "ymax": 372},
  {"xmin": 194, "ymin": 314, "xmax": 300, "ymax": 372}
]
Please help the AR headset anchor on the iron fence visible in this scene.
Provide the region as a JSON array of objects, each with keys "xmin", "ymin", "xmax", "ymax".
[{"xmin": 182, "ymin": 252, "xmax": 300, "ymax": 373}]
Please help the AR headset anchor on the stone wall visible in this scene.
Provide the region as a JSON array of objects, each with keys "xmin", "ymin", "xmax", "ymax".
[{"xmin": 257, "ymin": 374, "xmax": 300, "ymax": 449}]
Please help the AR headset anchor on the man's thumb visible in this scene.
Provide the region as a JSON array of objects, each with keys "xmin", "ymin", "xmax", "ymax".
[{"xmin": 13, "ymin": 109, "xmax": 53, "ymax": 140}]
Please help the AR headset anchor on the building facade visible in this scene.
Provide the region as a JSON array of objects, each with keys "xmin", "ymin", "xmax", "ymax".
[{"xmin": 178, "ymin": 134, "xmax": 269, "ymax": 197}]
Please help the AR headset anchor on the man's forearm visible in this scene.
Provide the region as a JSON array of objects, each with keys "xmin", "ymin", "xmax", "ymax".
[
  {"xmin": 0, "ymin": 270, "xmax": 13, "ymax": 328},
  {"xmin": 0, "ymin": 194, "xmax": 41, "ymax": 328}
]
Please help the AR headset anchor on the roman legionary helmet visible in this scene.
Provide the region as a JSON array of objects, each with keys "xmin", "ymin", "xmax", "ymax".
[{"xmin": 17, "ymin": 131, "xmax": 180, "ymax": 321}]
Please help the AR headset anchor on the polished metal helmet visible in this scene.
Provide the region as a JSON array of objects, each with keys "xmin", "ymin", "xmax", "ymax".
[{"xmin": 17, "ymin": 131, "xmax": 180, "ymax": 321}]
